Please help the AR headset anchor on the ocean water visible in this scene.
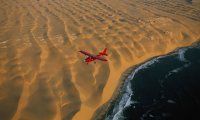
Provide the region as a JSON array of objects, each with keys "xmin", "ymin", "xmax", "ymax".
[{"xmin": 105, "ymin": 42, "xmax": 200, "ymax": 120}]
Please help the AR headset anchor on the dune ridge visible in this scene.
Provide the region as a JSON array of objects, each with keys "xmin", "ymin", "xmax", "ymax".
[{"xmin": 0, "ymin": 0, "xmax": 200, "ymax": 120}]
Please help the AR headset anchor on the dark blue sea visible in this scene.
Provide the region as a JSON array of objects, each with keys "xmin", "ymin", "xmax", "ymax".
[{"xmin": 105, "ymin": 42, "xmax": 200, "ymax": 120}]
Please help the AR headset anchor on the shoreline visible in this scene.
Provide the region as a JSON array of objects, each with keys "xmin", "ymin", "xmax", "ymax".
[{"xmin": 91, "ymin": 39, "xmax": 200, "ymax": 120}]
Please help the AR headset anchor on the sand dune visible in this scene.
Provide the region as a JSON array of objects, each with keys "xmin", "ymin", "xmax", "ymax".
[{"xmin": 0, "ymin": 0, "xmax": 200, "ymax": 120}]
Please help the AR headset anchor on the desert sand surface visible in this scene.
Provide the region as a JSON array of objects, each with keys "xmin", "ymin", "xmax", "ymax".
[{"xmin": 0, "ymin": 0, "xmax": 200, "ymax": 120}]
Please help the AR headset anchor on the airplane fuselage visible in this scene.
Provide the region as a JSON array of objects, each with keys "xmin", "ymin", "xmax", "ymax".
[{"xmin": 85, "ymin": 57, "xmax": 95, "ymax": 63}]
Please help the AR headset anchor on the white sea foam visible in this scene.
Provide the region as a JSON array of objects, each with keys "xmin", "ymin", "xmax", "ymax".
[
  {"xmin": 167, "ymin": 99, "xmax": 176, "ymax": 104},
  {"xmin": 105, "ymin": 73, "xmax": 133, "ymax": 120},
  {"xmin": 106, "ymin": 58, "xmax": 161, "ymax": 120},
  {"xmin": 129, "ymin": 57, "xmax": 160, "ymax": 80},
  {"xmin": 110, "ymin": 80, "xmax": 132, "ymax": 120},
  {"xmin": 165, "ymin": 63, "xmax": 191, "ymax": 78},
  {"xmin": 124, "ymin": 94, "xmax": 133, "ymax": 108},
  {"xmin": 176, "ymin": 48, "xmax": 188, "ymax": 62}
]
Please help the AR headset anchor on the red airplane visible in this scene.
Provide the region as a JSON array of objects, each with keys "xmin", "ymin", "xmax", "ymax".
[{"xmin": 79, "ymin": 48, "xmax": 108, "ymax": 63}]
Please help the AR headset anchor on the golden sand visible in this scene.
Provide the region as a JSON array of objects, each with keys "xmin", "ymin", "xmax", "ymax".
[{"xmin": 0, "ymin": 0, "xmax": 200, "ymax": 120}]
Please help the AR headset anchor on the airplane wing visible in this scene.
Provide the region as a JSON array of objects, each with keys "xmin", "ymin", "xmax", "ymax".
[
  {"xmin": 95, "ymin": 56, "xmax": 108, "ymax": 61},
  {"xmin": 79, "ymin": 50, "xmax": 96, "ymax": 57}
]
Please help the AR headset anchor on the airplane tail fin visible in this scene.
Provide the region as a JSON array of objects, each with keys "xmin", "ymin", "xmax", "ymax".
[{"xmin": 100, "ymin": 48, "xmax": 108, "ymax": 56}]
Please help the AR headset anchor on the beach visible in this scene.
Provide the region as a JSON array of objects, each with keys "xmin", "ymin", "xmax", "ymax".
[{"xmin": 0, "ymin": 0, "xmax": 200, "ymax": 120}]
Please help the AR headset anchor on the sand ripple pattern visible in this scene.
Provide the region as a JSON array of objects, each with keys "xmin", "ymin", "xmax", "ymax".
[{"xmin": 0, "ymin": 0, "xmax": 200, "ymax": 120}]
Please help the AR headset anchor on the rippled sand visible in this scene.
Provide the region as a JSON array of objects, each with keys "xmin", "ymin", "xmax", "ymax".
[{"xmin": 0, "ymin": 0, "xmax": 200, "ymax": 120}]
